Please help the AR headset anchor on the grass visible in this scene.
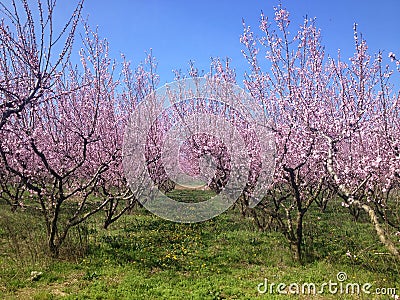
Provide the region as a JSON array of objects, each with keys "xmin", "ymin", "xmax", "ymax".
[{"xmin": 0, "ymin": 192, "xmax": 399, "ymax": 299}]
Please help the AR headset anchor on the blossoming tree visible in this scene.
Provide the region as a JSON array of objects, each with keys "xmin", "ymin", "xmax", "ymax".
[{"xmin": 240, "ymin": 6, "xmax": 400, "ymax": 262}]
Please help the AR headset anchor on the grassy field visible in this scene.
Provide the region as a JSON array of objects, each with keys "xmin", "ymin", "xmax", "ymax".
[{"xmin": 0, "ymin": 191, "xmax": 399, "ymax": 299}]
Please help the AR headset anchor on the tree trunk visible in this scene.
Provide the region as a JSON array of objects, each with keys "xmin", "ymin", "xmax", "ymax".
[
  {"xmin": 353, "ymin": 200, "xmax": 400, "ymax": 260},
  {"xmin": 48, "ymin": 236, "xmax": 60, "ymax": 258},
  {"xmin": 48, "ymin": 202, "xmax": 62, "ymax": 258},
  {"xmin": 295, "ymin": 211, "xmax": 304, "ymax": 263}
]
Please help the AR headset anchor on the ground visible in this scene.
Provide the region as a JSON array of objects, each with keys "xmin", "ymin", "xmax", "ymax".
[{"xmin": 0, "ymin": 191, "xmax": 399, "ymax": 299}]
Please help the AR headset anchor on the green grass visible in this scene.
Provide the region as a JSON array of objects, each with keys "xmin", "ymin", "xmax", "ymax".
[{"xmin": 0, "ymin": 192, "xmax": 399, "ymax": 299}]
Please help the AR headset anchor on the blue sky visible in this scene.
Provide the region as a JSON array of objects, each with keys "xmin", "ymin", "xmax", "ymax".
[{"xmin": 57, "ymin": 0, "xmax": 400, "ymax": 86}]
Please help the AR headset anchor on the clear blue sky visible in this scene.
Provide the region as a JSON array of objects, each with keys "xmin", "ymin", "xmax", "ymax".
[{"xmin": 57, "ymin": 0, "xmax": 400, "ymax": 86}]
